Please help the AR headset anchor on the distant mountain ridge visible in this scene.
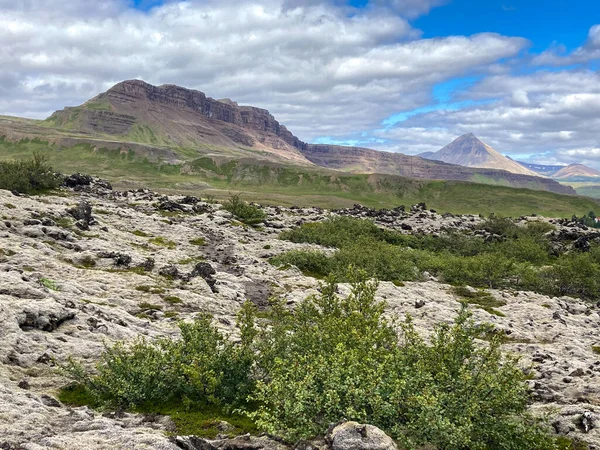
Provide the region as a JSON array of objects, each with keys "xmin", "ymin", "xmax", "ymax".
[
  {"xmin": 552, "ymin": 163, "xmax": 600, "ymax": 179},
  {"xmin": 0, "ymin": 79, "xmax": 576, "ymax": 196},
  {"xmin": 509, "ymin": 159, "xmax": 600, "ymax": 179},
  {"xmin": 419, "ymin": 134, "xmax": 539, "ymax": 176}
]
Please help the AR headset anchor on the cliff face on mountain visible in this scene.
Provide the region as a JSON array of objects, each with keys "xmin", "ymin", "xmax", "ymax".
[{"xmin": 46, "ymin": 80, "xmax": 311, "ymax": 165}]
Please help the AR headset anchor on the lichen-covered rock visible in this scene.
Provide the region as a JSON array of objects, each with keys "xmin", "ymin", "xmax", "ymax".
[{"xmin": 327, "ymin": 421, "xmax": 397, "ymax": 450}]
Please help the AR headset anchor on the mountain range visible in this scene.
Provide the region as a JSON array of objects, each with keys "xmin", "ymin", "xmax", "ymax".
[{"xmin": 0, "ymin": 79, "xmax": 589, "ymax": 200}]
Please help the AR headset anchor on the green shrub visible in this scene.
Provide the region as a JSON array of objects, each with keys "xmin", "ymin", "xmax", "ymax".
[
  {"xmin": 269, "ymin": 250, "xmax": 332, "ymax": 278},
  {"xmin": 0, "ymin": 151, "xmax": 62, "ymax": 194},
  {"xmin": 222, "ymin": 194, "xmax": 266, "ymax": 225},
  {"xmin": 63, "ymin": 313, "xmax": 254, "ymax": 409},
  {"xmin": 250, "ymin": 271, "xmax": 552, "ymax": 448}
]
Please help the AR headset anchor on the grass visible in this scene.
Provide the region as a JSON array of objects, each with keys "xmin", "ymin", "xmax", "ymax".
[
  {"xmin": 189, "ymin": 237, "xmax": 206, "ymax": 246},
  {"xmin": 40, "ymin": 278, "xmax": 59, "ymax": 291},
  {"xmin": 58, "ymin": 384, "xmax": 257, "ymax": 438},
  {"xmin": 592, "ymin": 346, "xmax": 600, "ymax": 355},
  {"xmin": 131, "ymin": 230, "xmax": 151, "ymax": 237},
  {"xmin": 135, "ymin": 285, "xmax": 166, "ymax": 295},
  {"xmin": 4, "ymin": 203, "xmax": 16, "ymax": 209},
  {"xmin": 163, "ymin": 296, "xmax": 183, "ymax": 304},
  {"xmin": 138, "ymin": 302, "xmax": 163, "ymax": 310},
  {"xmin": 1, "ymin": 137, "xmax": 598, "ymax": 217}
]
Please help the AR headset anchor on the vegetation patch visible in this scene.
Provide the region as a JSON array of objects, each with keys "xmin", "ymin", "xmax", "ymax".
[
  {"xmin": 135, "ymin": 285, "xmax": 165, "ymax": 295},
  {"xmin": 189, "ymin": 237, "xmax": 206, "ymax": 246},
  {"xmin": 273, "ymin": 216, "xmax": 600, "ymax": 300},
  {"xmin": 40, "ymin": 278, "xmax": 59, "ymax": 291},
  {"xmin": 138, "ymin": 302, "xmax": 163, "ymax": 311},
  {"xmin": 452, "ymin": 286, "xmax": 507, "ymax": 316},
  {"xmin": 222, "ymin": 194, "xmax": 266, "ymax": 226},
  {"xmin": 163, "ymin": 296, "xmax": 182, "ymax": 304},
  {"xmin": 0, "ymin": 151, "xmax": 62, "ymax": 194},
  {"xmin": 131, "ymin": 230, "xmax": 151, "ymax": 237},
  {"xmin": 592, "ymin": 346, "xmax": 600, "ymax": 355}
]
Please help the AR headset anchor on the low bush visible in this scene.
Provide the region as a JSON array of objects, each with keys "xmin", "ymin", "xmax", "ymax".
[
  {"xmin": 222, "ymin": 194, "xmax": 266, "ymax": 225},
  {"xmin": 0, "ymin": 151, "xmax": 62, "ymax": 194},
  {"xmin": 274, "ymin": 216, "xmax": 600, "ymax": 300}
]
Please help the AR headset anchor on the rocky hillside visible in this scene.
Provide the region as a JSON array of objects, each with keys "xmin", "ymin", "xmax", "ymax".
[
  {"xmin": 0, "ymin": 179, "xmax": 598, "ymax": 449},
  {"xmin": 422, "ymin": 133, "xmax": 540, "ymax": 176},
  {"xmin": 300, "ymin": 143, "xmax": 576, "ymax": 195}
]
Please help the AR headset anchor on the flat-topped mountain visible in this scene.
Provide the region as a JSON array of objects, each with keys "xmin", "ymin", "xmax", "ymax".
[
  {"xmin": 45, "ymin": 80, "xmax": 311, "ymax": 166},
  {"xmin": 420, "ymin": 133, "xmax": 539, "ymax": 176}
]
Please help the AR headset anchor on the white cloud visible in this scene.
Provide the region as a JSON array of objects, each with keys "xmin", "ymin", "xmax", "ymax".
[
  {"xmin": 378, "ymin": 69, "xmax": 600, "ymax": 167},
  {"xmin": 532, "ymin": 24, "xmax": 600, "ymax": 66},
  {"xmin": 0, "ymin": 0, "xmax": 525, "ymax": 141}
]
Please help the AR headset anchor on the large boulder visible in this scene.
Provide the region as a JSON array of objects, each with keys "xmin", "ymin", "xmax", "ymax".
[{"xmin": 327, "ymin": 421, "xmax": 397, "ymax": 450}]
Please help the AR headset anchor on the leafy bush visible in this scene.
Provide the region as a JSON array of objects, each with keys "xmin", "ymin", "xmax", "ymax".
[
  {"xmin": 250, "ymin": 271, "xmax": 552, "ymax": 448},
  {"xmin": 269, "ymin": 250, "xmax": 332, "ymax": 278},
  {"xmin": 63, "ymin": 313, "xmax": 254, "ymax": 409},
  {"xmin": 222, "ymin": 194, "xmax": 266, "ymax": 225},
  {"xmin": 0, "ymin": 151, "xmax": 62, "ymax": 194}
]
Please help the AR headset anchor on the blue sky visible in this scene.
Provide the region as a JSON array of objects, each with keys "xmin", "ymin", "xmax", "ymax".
[{"xmin": 2, "ymin": 0, "xmax": 600, "ymax": 166}]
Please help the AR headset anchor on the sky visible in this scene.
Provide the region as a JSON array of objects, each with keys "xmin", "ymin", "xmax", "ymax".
[{"xmin": 1, "ymin": 0, "xmax": 600, "ymax": 167}]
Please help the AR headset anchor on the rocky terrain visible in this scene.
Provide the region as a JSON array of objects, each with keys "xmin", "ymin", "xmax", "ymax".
[{"xmin": 0, "ymin": 177, "xmax": 599, "ymax": 449}]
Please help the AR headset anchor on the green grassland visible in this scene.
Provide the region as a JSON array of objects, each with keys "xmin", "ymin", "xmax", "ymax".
[{"xmin": 1, "ymin": 136, "xmax": 599, "ymax": 217}]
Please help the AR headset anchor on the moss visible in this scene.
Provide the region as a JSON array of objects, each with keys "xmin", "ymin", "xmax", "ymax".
[
  {"xmin": 3, "ymin": 203, "xmax": 16, "ymax": 209},
  {"xmin": 189, "ymin": 237, "xmax": 206, "ymax": 246},
  {"xmin": 40, "ymin": 277, "xmax": 59, "ymax": 291},
  {"xmin": 164, "ymin": 311, "xmax": 179, "ymax": 319},
  {"xmin": 592, "ymin": 346, "xmax": 600, "ymax": 355},
  {"xmin": 149, "ymin": 236, "xmax": 177, "ymax": 249},
  {"xmin": 452, "ymin": 286, "xmax": 507, "ymax": 317},
  {"xmin": 139, "ymin": 302, "xmax": 163, "ymax": 311},
  {"xmin": 137, "ymin": 403, "xmax": 258, "ymax": 438},
  {"xmin": 58, "ymin": 384, "xmax": 99, "ymax": 408},
  {"xmin": 263, "ymin": 244, "xmax": 272, "ymax": 250},
  {"xmin": 135, "ymin": 285, "xmax": 166, "ymax": 295},
  {"xmin": 163, "ymin": 296, "xmax": 183, "ymax": 304},
  {"xmin": 131, "ymin": 230, "xmax": 151, "ymax": 237},
  {"xmin": 392, "ymin": 280, "xmax": 405, "ymax": 287},
  {"xmin": 58, "ymin": 385, "xmax": 257, "ymax": 438}
]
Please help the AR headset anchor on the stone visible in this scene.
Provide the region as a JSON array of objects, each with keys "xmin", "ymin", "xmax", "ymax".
[{"xmin": 327, "ymin": 421, "xmax": 397, "ymax": 450}]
